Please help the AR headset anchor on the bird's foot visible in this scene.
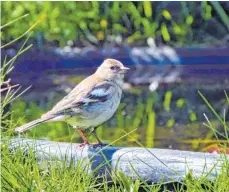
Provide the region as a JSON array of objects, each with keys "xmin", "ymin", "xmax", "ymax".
[
  {"xmin": 77, "ymin": 141, "xmax": 91, "ymax": 148},
  {"xmin": 90, "ymin": 142, "xmax": 108, "ymax": 148},
  {"xmin": 77, "ymin": 142, "xmax": 108, "ymax": 149}
]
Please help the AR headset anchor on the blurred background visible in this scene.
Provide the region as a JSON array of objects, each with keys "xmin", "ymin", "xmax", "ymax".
[{"xmin": 1, "ymin": 1, "xmax": 229, "ymax": 152}]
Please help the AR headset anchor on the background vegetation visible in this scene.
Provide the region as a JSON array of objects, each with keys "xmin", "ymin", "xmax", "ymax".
[{"xmin": 2, "ymin": 1, "xmax": 229, "ymax": 47}]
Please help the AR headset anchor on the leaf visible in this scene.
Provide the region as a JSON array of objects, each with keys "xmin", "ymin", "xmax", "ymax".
[
  {"xmin": 162, "ymin": 9, "xmax": 172, "ymax": 20},
  {"xmin": 189, "ymin": 112, "xmax": 197, "ymax": 122},
  {"xmin": 143, "ymin": 1, "xmax": 152, "ymax": 18},
  {"xmin": 141, "ymin": 18, "xmax": 151, "ymax": 35},
  {"xmin": 163, "ymin": 90, "xmax": 172, "ymax": 111},
  {"xmin": 186, "ymin": 15, "xmax": 193, "ymax": 25},
  {"xmin": 100, "ymin": 19, "xmax": 107, "ymax": 28},
  {"xmin": 79, "ymin": 21, "xmax": 87, "ymax": 30},
  {"xmin": 51, "ymin": 7, "xmax": 60, "ymax": 18},
  {"xmin": 176, "ymin": 98, "xmax": 185, "ymax": 108},
  {"xmin": 166, "ymin": 118, "xmax": 175, "ymax": 127},
  {"xmin": 161, "ymin": 23, "xmax": 170, "ymax": 42},
  {"xmin": 12, "ymin": 5, "xmax": 24, "ymax": 18}
]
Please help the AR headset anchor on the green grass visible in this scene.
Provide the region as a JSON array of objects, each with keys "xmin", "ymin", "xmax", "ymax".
[
  {"xmin": 1, "ymin": 132, "xmax": 229, "ymax": 191},
  {"xmin": 1, "ymin": 142, "xmax": 97, "ymax": 191}
]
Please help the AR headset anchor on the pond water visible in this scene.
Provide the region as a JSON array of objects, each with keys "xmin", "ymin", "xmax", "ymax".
[{"xmin": 10, "ymin": 65, "xmax": 229, "ymax": 153}]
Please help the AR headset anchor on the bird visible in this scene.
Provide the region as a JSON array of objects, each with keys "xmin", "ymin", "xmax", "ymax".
[{"xmin": 15, "ymin": 59, "xmax": 129, "ymax": 147}]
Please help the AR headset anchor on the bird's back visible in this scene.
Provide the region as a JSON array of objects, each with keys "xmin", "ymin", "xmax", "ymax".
[{"xmin": 43, "ymin": 74, "xmax": 103, "ymax": 118}]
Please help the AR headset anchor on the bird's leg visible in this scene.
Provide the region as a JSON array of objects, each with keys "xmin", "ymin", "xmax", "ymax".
[
  {"xmin": 77, "ymin": 128, "xmax": 90, "ymax": 147},
  {"xmin": 91, "ymin": 130, "xmax": 107, "ymax": 148},
  {"xmin": 93, "ymin": 131, "xmax": 103, "ymax": 145}
]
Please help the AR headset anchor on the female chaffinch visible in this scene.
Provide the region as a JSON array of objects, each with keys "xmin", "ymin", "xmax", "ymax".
[{"xmin": 15, "ymin": 59, "xmax": 129, "ymax": 146}]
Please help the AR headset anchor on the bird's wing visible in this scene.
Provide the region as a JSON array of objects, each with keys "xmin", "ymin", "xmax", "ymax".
[{"xmin": 43, "ymin": 76, "xmax": 116, "ymax": 118}]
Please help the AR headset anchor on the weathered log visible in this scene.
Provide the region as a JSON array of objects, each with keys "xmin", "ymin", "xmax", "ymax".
[{"xmin": 7, "ymin": 138, "xmax": 229, "ymax": 183}]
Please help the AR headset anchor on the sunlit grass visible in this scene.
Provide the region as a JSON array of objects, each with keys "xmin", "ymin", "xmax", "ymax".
[{"xmin": 1, "ymin": 142, "xmax": 97, "ymax": 191}]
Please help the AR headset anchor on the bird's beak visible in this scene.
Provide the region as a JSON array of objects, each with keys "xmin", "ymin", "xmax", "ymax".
[{"xmin": 120, "ymin": 66, "xmax": 130, "ymax": 73}]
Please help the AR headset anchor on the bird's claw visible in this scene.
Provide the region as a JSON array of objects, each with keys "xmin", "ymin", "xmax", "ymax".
[
  {"xmin": 77, "ymin": 142, "xmax": 90, "ymax": 148},
  {"xmin": 77, "ymin": 142, "xmax": 108, "ymax": 149},
  {"xmin": 90, "ymin": 143, "xmax": 108, "ymax": 148}
]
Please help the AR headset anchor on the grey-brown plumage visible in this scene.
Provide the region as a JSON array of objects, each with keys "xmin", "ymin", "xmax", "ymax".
[{"xmin": 15, "ymin": 59, "xmax": 129, "ymax": 146}]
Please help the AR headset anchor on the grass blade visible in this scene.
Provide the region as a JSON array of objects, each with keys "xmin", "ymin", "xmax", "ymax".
[{"xmin": 1, "ymin": 14, "xmax": 29, "ymax": 29}]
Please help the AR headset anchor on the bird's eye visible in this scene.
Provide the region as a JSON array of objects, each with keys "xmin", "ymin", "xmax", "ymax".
[{"xmin": 110, "ymin": 66, "xmax": 119, "ymax": 70}]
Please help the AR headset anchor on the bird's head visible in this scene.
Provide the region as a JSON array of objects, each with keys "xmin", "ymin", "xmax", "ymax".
[{"xmin": 95, "ymin": 59, "xmax": 129, "ymax": 85}]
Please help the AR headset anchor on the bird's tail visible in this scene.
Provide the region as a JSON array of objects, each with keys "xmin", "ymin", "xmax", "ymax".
[{"xmin": 15, "ymin": 117, "xmax": 51, "ymax": 133}]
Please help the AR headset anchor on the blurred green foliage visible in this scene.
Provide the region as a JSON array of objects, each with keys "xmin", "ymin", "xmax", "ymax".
[
  {"xmin": 163, "ymin": 90, "xmax": 172, "ymax": 111},
  {"xmin": 2, "ymin": 1, "xmax": 228, "ymax": 47},
  {"xmin": 176, "ymin": 98, "xmax": 185, "ymax": 108}
]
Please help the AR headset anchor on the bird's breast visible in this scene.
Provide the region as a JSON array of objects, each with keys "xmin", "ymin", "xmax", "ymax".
[
  {"xmin": 91, "ymin": 88, "xmax": 122, "ymax": 124},
  {"xmin": 67, "ymin": 88, "xmax": 122, "ymax": 129}
]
